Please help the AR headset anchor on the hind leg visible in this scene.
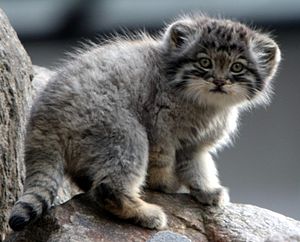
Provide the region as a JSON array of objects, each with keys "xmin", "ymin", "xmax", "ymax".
[
  {"xmin": 93, "ymin": 181, "xmax": 167, "ymax": 229},
  {"xmin": 79, "ymin": 120, "xmax": 167, "ymax": 229}
]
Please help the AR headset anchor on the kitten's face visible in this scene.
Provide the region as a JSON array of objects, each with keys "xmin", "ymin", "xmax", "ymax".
[{"xmin": 164, "ymin": 17, "xmax": 281, "ymax": 108}]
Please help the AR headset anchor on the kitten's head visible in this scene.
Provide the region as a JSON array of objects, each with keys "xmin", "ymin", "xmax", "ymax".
[{"xmin": 163, "ymin": 15, "xmax": 281, "ymax": 108}]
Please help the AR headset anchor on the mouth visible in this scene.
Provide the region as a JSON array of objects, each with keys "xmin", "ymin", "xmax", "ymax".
[{"xmin": 209, "ymin": 86, "xmax": 227, "ymax": 94}]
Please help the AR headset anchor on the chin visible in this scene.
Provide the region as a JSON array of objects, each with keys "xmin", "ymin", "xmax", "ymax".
[
  {"xmin": 183, "ymin": 83, "xmax": 249, "ymax": 108},
  {"xmin": 201, "ymin": 92, "xmax": 248, "ymax": 108}
]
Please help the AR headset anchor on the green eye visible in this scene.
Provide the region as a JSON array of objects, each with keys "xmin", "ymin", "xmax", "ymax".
[
  {"xmin": 231, "ymin": 62, "xmax": 244, "ymax": 73},
  {"xmin": 199, "ymin": 58, "xmax": 212, "ymax": 69}
]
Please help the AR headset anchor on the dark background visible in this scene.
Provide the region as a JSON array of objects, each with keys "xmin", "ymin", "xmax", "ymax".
[{"xmin": 1, "ymin": 0, "xmax": 299, "ymax": 220}]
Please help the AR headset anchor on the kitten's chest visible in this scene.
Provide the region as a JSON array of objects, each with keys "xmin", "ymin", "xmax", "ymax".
[
  {"xmin": 173, "ymin": 105, "xmax": 223, "ymax": 146},
  {"xmin": 149, "ymin": 99, "xmax": 226, "ymax": 147}
]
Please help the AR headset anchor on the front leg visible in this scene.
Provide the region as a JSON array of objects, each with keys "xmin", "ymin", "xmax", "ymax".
[{"xmin": 176, "ymin": 146, "xmax": 229, "ymax": 206}]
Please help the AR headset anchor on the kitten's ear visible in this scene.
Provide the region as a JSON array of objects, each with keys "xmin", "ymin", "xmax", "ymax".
[
  {"xmin": 251, "ymin": 35, "xmax": 281, "ymax": 80},
  {"xmin": 164, "ymin": 21, "xmax": 195, "ymax": 49}
]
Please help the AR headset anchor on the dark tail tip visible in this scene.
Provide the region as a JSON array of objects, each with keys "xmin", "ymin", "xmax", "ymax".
[
  {"xmin": 9, "ymin": 202, "xmax": 38, "ymax": 231},
  {"xmin": 9, "ymin": 215, "xmax": 30, "ymax": 231}
]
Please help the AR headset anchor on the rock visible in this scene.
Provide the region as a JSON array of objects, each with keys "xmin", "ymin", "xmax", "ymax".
[
  {"xmin": 0, "ymin": 8, "xmax": 33, "ymax": 240},
  {"xmin": 54, "ymin": 175, "xmax": 82, "ymax": 206},
  {"xmin": 147, "ymin": 231, "xmax": 191, "ymax": 242},
  {"xmin": 265, "ymin": 235, "xmax": 300, "ymax": 242},
  {"xmin": 5, "ymin": 192, "xmax": 300, "ymax": 242}
]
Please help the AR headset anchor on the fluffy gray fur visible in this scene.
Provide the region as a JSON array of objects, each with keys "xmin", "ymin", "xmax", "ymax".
[{"xmin": 9, "ymin": 14, "xmax": 281, "ymax": 231}]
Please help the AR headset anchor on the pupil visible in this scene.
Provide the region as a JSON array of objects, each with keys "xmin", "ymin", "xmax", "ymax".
[
  {"xmin": 202, "ymin": 59, "xmax": 209, "ymax": 66},
  {"xmin": 234, "ymin": 64, "xmax": 241, "ymax": 71}
]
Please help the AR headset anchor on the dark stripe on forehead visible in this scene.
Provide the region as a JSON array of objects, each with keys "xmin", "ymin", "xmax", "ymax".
[
  {"xmin": 229, "ymin": 44, "xmax": 238, "ymax": 50},
  {"xmin": 217, "ymin": 45, "xmax": 230, "ymax": 52},
  {"xmin": 215, "ymin": 26, "xmax": 225, "ymax": 36},
  {"xmin": 226, "ymin": 34, "xmax": 232, "ymax": 42},
  {"xmin": 216, "ymin": 44, "xmax": 246, "ymax": 53},
  {"xmin": 199, "ymin": 40, "xmax": 217, "ymax": 50},
  {"xmin": 239, "ymin": 32, "xmax": 247, "ymax": 40},
  {"xmin": 206, "ymin": 26, "xmax": 212, "ymax": 34}
]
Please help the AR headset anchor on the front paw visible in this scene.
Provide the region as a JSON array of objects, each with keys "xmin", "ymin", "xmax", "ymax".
[{"xmin": 191, "ymin": 186, "xmax": 230, "ymax": 206}]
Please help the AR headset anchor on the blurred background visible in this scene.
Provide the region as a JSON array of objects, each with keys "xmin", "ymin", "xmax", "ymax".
[{"xmin": 1, "ymin": 0, "xmax": 299, "ymax": 219}]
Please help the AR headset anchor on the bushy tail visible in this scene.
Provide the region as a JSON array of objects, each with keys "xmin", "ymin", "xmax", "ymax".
[{"xmin": 9, "ymin": 142, "xmax": 64, "ymax": 231}]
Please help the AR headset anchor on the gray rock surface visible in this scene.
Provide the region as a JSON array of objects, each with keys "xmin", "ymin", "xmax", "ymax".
[
  {"xmin": 147, "ymin": 231, "xmax": 191, "ymax": 242},
  {"xmin": 5, "ymin": 192, "xmax": 300, "ymax": 242},
  {"xmin": 0, "ymin": 9, "xmax": 33, "ymax": 240}
]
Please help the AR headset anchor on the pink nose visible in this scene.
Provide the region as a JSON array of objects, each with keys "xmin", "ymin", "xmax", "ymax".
[{"xmin": 213, "ymin": 79, "xmax": 226, "ymax": 86}]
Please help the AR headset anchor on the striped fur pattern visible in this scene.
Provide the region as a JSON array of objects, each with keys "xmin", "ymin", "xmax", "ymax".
[{"xmin": 9, "ymin": 14, "xmax": 280, "ymax": 231}]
